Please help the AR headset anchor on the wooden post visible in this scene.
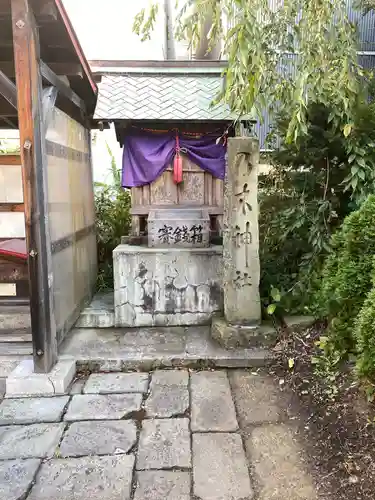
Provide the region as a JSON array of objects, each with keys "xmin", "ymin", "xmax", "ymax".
[{"xmin": 11, "ymin": 0, "xmax": 57, "ymax": 372}]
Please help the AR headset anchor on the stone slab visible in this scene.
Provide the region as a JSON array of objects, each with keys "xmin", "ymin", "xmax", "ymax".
[
  {"xmin": 28, "ymin": 454, "xmax": 135, "ymax": 500},
  {"xmin": 145, "ymin": 370, "xmax": 189, "ymax": 417},
  {"xmin": 135, "ymin": 471, "xmax": 191, "ymax": 500},
  {"xmin": 83, "ymin": 372, "xmax": 149, "ymax": 394},
  {"xmin": 0, "ymin": 357, "xmax": 27, "ymax": 378},
  {"xmin": 211, "ymin": 316, "xmax": 276, "ymax": 349},
  {"xmin": 64, "ymin": 394, "xmax": 142, "ymax": 421},
  {"xmin": 60, "ymin": 327, "xmax": 269, "ymax": 370},
  {"xmin": 59, "ymin": 420, "xmax": 137, "ymax": 457},
  {"xmin": 193, "ymin": 433, "xmax": 253, "ymax": 500},
  {"xmin": 5, "ymin": 358, "xmax": 76, "ymax": 397},
  {"xmin": 137, "ymin": 418, "xmax": 191, "ymax": 470},
  {"xmin": 229, "ymin": 371, "xmax": 283, "ymax": 426},
  {"xmin": 150, "ymin": 369, "xmax": 189, "ymax": 386},
  {"xmin": 0, "ymin": 459, "xmax": 41, "ymax": 500},
  {"xmin": 0, "ymin": 423, "xmax": 65, "ymax": 459},
  {"xmin": 191, "ymin": 371, "xmax": 238, "ymax": 432},
  {"xmin": 148, "ymin": 208, "xmax": 210, "ymax": 248},
  {"xmin": 113, "ymin": 245, "xmax": 223, "ymax": 327},
  {"xmin": 76, "ymin": 291, "xmax": 115, "ymax": 328},
  {"xmin": 248, "ymin": 424, "xmax": 317, "ymax": 500},
  {"xmin": 0, "ymin": 396, "xmax": 69, "ymax": 425}
]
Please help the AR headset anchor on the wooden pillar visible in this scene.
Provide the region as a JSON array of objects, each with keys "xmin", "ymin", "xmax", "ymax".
[{"xmin": 11, "ymin": 0, "xmax": 57, "ymax": 372}]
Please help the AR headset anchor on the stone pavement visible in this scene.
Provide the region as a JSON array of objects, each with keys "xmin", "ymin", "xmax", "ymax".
[{"xmin": 0, "ymin": 369, "xmax": 318, "ymax": 500}]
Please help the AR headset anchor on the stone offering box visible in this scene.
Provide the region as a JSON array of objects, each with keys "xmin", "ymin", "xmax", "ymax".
[{"xmin": 148, "ymin": 208, "xmax": 210, "ymax": 248}]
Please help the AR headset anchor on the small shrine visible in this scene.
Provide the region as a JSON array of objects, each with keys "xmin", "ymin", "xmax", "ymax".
[
  {"xmin": 113, "ymin": 126, "xmax": 228, "ymax": 327},
  {"xmin": 92, "ymin": 63, "xmax": 261, "ymax": 330}
]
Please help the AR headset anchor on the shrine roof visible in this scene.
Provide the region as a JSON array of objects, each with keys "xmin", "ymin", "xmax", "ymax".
[{"xmin": 92, "ymin": 62, "xmax": 252, "ymax": 122}]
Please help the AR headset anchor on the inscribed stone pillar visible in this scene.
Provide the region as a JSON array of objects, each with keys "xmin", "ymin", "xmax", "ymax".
[{"xmin": 223, "ymin": 137, "xmax": 261, "ymax": 325}]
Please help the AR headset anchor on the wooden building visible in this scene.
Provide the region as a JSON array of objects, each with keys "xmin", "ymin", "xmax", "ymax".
[{"xmin": 0, "ymin": 0, "xmax": 98, "ymax": 372}]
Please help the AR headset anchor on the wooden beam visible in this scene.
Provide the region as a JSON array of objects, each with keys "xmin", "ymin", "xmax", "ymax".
[
  {"xmin": 0, "ymin": 203, "xmax": 24, "ymax": 212},
  {"xmin": 0, "ymin": 70, "xmax": 17, "ymax": 109},
  {"xmin": 40, "ymin": 60, "xmax": 86, "ymax": 113},
  {"xmin": 0, "ymin": 61, "xmax": 84, "ymax": 78},
  {"xmin": 42, "ymin": 86, "xmax": 57, "ymax": 130},
  {"xmin": 0, "ymin": 116, "xmax": 18, "ymax": 128},
  {"xmin": 11, "ymin": 0, "xmax": 57, "ymax": 373}
]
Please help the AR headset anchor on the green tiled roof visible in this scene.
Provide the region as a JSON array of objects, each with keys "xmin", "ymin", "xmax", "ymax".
[{"xmin": 94, "ymin": 72, "xmax": 241, "ymax": 121}]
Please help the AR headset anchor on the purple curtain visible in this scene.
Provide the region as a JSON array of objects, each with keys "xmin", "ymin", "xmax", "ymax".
[{"xmin": 122, "ymin": 132, "xmax": 226, "ymax": 188}]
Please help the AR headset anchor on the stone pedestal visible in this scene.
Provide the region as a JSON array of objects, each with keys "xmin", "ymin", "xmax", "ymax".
[
  {"xmin": 113, "ymin": 245, "xmax": 223, "ymax": 327},
  {"xmin": 211, "ymin": 137, "xmax": 262, "ymax": 348}
]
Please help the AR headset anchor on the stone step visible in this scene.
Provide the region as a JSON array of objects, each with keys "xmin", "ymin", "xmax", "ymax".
[
  {"xmin": 75, "ymin": 292, "xmax": 115, "ymax": 328},
  {"xmin": 0, "ymin": 305, "xmax": 31, "ymax": 331},
  {"xmin": 0, "ymin": 331, "xmax": 32, "ymax": 343},
  {"xmin": 0, "ymin": 342, "xmax": 33, "ymax": 356},
  {"xmin": 59, "ymin": 326, "xmax": 270, "ymax": 371}
]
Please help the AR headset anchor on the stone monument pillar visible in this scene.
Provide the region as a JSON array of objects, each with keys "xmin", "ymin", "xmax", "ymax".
[{"xmin": 212, "ymin": 137, "xmax": 267, "ymax": 348}]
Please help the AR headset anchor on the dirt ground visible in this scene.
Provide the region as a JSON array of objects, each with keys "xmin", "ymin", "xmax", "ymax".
[{"xmin": 268, "ymin": 323, "xmax": 375, "ymax": 500}]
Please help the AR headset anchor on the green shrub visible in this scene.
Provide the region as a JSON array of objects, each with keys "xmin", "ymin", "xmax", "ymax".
[
  {"xmin": 95, "ymin": 144, "xmax": 131, "ymax": 290},
  {"xmin": 318, "ymin": 194, "xmax": 375, "ymax": 353},
  {"xmin": 355, "ymin": 265, "xmax": 375, "ymax": 380}
]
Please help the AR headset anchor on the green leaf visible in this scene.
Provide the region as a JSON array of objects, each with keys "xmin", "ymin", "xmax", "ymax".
[
  {"xmin": 270, "ymin": 287, "xmax": 281, "ymax": 302},
  {"xmin": 348, "ymin": 154, "xmax": 356, "ymax": 164},
  {"xmin": 343, "ymin": 124, "xmax": 352, "ymax": 137},
  {"xmin": 267, "ymin": 304, "xmax": 277, "ymax": 315},
  {"xmin": 357, "ymin": 158, "xmax": 366, "ymax": 168}
]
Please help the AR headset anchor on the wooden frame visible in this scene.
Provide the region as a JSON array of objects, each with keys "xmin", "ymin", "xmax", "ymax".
[{"xmin": 11, "ymin": 0, "xmax": 57, "ymax": 372}]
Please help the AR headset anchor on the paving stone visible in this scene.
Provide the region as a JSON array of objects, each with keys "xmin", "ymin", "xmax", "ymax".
[
  {"xmin": 64, "ymin": 394, "xmax": 142, "ymax": 421},
  {"xmin": 137, "ymin": 418, "xmax": 191, "ymax": 470},
  {"xmin": 193, "ymin": 433, "xmax": 253, "ymax": 500},
  {"xmin": 0, "ymin": 423, "xmax": 65, "ymax": 459},
  {"xmin": 191, "ymin": 371, "xmax": 238, "ymax": 431},
  {"xmin": 230, "ymin": 371, "xmax": 283, "ymax": 425},
  {"xmin": 0, "ymin": 396, "xmax": 69, "ymax": 425},
  {"xmin": 248, "ymin": 424, "xmax": 317, "ymax": 500},
  {"xmin": 28, "ymin": 454, "xmax": 135, "ymax": 500},
  {"xmin": 0, "ymin": 458, "xmax": 41, "ymax": 500},
  {"xmin": 83, "ymin": 372, "xmax": 149, "ymax": 394},
  {"xmin": 150, "ymin": 369, "xmax": 189, "ymax": 387},
  {"xmin": 145, "ymin": 370, "xmax": 189, "ymax": 418},
  {"xmin": 145, "ymin": 386, "xmax": 189, "ymax": 418},
  {"xmin": 135, "ymin": 471, "xmax": 191, "ymax": 500},
  {"xmin": 59, "ymin": 420, "xmax": 137, "ymax": 457}
]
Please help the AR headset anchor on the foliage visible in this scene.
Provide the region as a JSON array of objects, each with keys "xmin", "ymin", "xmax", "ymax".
[
  {"xmin": 95, "ymin": 143, "xmax": 131, "ymax": 290},
  {"xmin": 317, "ymin": 195, "xmax": 375, "ymax": 357},
  {"xmin": 354, "ymin": 259, "xmax": 375, "ymax": 380},
  {"xmin": 259, "ymin": 99, "xmax": 375, "ymax": 315},
  {"xmin": 359, "ymin": 0, "xmax": 375, "ymax": 12},
  {"xmin": 134, "ymin": 1, "xmax": 369, "ymax": 196},
  {"xmin": 0, "ymin": 139, "xmax": 20, "ymax": 154}
]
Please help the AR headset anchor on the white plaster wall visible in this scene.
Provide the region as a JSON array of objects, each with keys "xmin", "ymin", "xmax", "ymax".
[{"xmin": 62, "ymin": 0, "xmax": 167, "ymax": 60}]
